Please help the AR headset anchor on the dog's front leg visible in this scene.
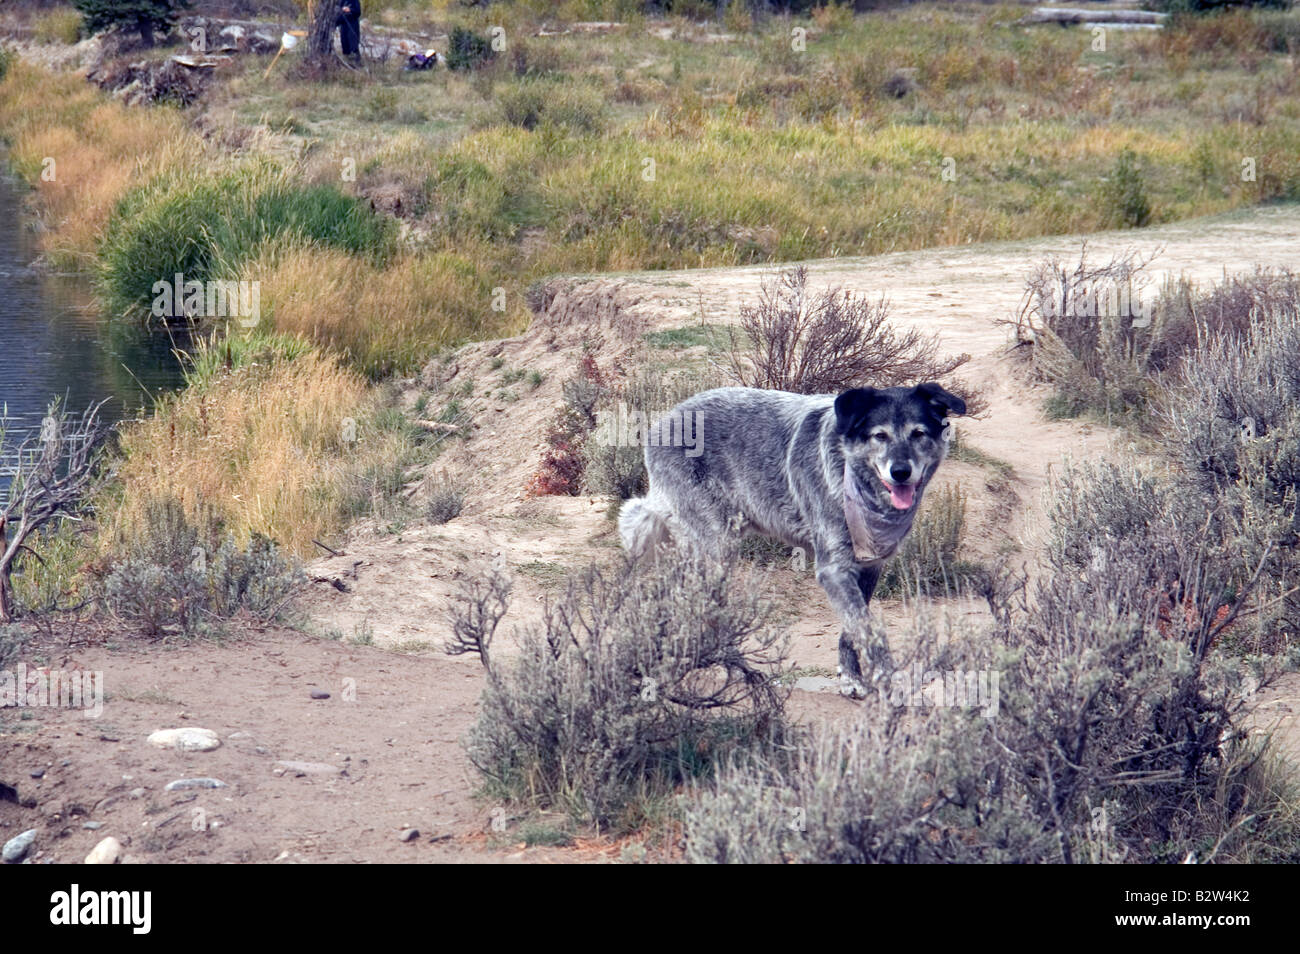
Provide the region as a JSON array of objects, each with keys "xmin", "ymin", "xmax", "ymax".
[{"xmin": 815, "ymin": 556, "xmax": 892, "ymax": 698}]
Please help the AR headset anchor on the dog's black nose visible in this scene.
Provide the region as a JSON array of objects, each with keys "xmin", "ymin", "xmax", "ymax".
[{"xmin": 890, "ymin": 464, "xmax": 912, "ymax": 484}]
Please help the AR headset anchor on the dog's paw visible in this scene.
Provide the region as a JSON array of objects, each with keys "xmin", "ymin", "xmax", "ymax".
[{"xmin": 836, "ymin": 666, "xmax": 869, "ymax": 700}]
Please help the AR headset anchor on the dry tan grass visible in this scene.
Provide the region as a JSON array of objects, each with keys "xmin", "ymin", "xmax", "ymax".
[
  {"xmin": 105, "ymin": 346, "xmax": 370, "ymax": 557},
  {"xmin": 0, "ymin": 61, "xmax": 203, "ymax": 267},
  {"xmin": 244, "ymin": 241, "xmax": 519, "ymax": 379}
]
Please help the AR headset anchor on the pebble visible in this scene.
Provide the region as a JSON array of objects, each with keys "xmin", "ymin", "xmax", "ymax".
[
  {"xmin": 2, "ymin": 829, "xmax": 37, "ymax": 864},
  {"xmin": 29, "ymin": 768, "xmax": 45, "ymax": 779},
  {"xmin": 82, "ymin": 822, "xmax": 103, "ymax": 831},
  {"xmin": 399, "ymin": 828, "xmax": 419, "ymax": 842},
  {"xmin": 164, "ymin": 778, "xmax": 227, "ymax": 791},
  {"xmin": 147, "ymin": 727, "xmax": 221, "ymax": 752},
  {"xmin": 129, "ymin": 788, "xmax": 146, "ymax": 799},
  {"xmin": 84, "ymin": 837, "xmax": 122, "ymax": 865},
  {"xmin": 310, "ymin": 689, "xmax": 331, "ymax": 700},
  {"xmin": 273, "ymin": 761, "xmax": 341, "ymax": 777}
]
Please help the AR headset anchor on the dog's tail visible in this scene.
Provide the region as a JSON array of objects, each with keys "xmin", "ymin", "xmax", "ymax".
[{"xmin": 618, "ymin": 495, "xmax": 672, "ymax": 558}]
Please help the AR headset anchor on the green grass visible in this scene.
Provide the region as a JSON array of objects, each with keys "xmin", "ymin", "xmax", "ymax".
[
  {"xmin": 948, "ymin": 432, "xmax": 1015, "ymax": 484},
  {"xmin": 516, "ymin": 560, "xmax": 569, "ymax": 589},
  {"xmin": 644, "ymin": 323, "xmax": 731, "ymax": 350}
]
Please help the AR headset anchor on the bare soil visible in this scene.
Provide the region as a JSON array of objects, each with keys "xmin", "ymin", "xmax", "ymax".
[{"xmin": 3, "ymin": 206, "xmax": 1298, "ymax": 863}]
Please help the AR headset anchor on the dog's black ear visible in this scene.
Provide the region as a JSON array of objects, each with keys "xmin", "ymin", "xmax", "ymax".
[
  {"xmin": 834, "ymin": 387, "xmax": 883, "ymax": 435},
  {"xmin": 915, "ymin": 382, "xmax": 967, "ymax": 417}
]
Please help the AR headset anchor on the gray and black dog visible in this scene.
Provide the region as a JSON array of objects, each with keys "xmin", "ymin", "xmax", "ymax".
[{"xmin": 618, "ymin": 382, "xmax": 967, "ymax": 697}]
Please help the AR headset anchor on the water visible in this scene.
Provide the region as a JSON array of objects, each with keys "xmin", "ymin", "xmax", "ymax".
[{"xmin": 0, "ymin": 167, "xmax": 188, "ymax": 477}]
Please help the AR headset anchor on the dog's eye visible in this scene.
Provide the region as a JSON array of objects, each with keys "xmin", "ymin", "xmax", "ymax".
[
  {"xmin": 911, "ymin": 428, "xmax": 927, "ymax": 440},
  {"xmin": 871, "ymin": 432, "xmax": 889, "ymax": 443}
]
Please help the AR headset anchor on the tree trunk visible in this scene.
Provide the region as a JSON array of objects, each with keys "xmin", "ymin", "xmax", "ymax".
[
  {"xmin": 308, "ymin": 0, "xmax": 336, "ymax": 64},
  {"xmin": 138, "ymin": 16, "xmax": 155, "ymax": 48}
]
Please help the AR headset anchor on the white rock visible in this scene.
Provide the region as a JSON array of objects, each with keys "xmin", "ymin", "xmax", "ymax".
[
  {"xmin": 85, "ymin": 837, "xmax": 122, "ymax": 865},
  {"xmin": 164, "ymin": 777, "xmax": 227, "ymax": 791},
  {"xmin": 147, "ymin": 728, "xmax": 221, "ymax": 752}
]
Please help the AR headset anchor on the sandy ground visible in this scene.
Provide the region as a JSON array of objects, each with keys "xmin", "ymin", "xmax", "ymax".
[{"xmin": 3, "ymin": 205, "xmax": 1298, "ymax": 863}]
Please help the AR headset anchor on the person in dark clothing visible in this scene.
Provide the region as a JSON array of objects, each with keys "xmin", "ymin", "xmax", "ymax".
[{"xmin": 336, "ymin": 0, "xmax": 361, "ymax": 60}]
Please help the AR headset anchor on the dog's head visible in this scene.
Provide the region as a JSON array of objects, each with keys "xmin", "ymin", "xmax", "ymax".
[{"xmin": 834, "ymin": 382, "xmax": 967, "ymax": 511}]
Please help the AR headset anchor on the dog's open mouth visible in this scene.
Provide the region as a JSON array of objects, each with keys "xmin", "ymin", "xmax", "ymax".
[{"xmin": 883, "ymin": 481, "xmax": 916, "ymax": 510}]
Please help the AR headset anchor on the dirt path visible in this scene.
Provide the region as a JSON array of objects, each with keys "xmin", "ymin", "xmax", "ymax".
[{"xmin": 3, "ymin": 206, "xmax": 1297, "ymax": 863}]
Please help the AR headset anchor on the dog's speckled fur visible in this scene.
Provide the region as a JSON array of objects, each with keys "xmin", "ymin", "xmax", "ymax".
[{"xmin": 619, "ymin": 383, "xmax": 966, "ymax": 696}]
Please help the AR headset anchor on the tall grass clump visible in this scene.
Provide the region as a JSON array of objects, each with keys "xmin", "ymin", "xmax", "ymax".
[
  {"xmin": 493, "ymin": 80, "xmax": 608, "ymax": 135},
  {"xmin": 446, "ymin": 552, "xmax": 790, "ymax": 832},
  {"xmin": 875, "ymin": 483, "xmax": 975, "ymax": 597},
  {"xmin": 103, "ymin": 333, "xmax": 371, "ymax": 557},
  {"xmin": 242, "ymin": 242, "xmax": 505, "ymax": 379},
  {"xmin": 99, "ymin": 162, "xmax": 396, "ymax": 320},
  {"xmin": 1100, "ymin": 148, "xmax": 1152, "ymax": 228}
]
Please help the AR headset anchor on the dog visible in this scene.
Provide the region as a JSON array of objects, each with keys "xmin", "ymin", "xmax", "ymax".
[{"xmin": 618, "ymin": 382, "xmax": 966, "ymax": 697}]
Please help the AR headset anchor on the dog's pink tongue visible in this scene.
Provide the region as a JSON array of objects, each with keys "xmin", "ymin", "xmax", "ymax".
[{"xmin": 886, "ymin": 482, "xmax": 916, "ymax": 510}]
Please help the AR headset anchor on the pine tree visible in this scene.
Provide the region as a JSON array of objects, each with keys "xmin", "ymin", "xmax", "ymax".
[{"xmin": 71, "ymin": 0, "xmax": 192, "ymax": 48}]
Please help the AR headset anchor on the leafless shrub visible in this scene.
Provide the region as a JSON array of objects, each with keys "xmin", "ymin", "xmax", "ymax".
[
  {"xmin": 0, "ymin": 400, "xmax": 108, "ymax": 623},
  {"xmin": 443, "ymin": 560, "xmax": 512, "ymax": 671},
  {"xmin": 101, "ymin": 496, "xmax": 302, "ymax": 638},
  {"xmin": 726, "ymin": 267, "xmax": 976, "ymax": 408},
  {"xmin": 1011, "ymin": 247, "xmax": 1300, "ymax": 419},
  {"xmin": 1008, "ymin": 244, "xmax": 1163, "ymax": 416},
  {"xmin": 1160, "ymin": 283, "xmax": 1300, "ymax": 652},
  {"xmin": 448, "ymin": 551, "xmax": 790, "ymax": 829}
]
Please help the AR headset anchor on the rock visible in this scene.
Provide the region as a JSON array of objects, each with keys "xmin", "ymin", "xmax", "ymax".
[
  {"xmin": 82, "ymin": 822, "xmax": 103, "ymax": 831},
  {"xmin": 147, "ymin": 727, "xmax": 221, "ymax": 752},
  {"xmin": 309, "ymin": 689, "xmax": 331, "ymax": 700},
  {"xmin": 399, "ymin": 828, "xmax": 419, "ymax": 842},
  {"xmin": 164, "ymin": 778, "xmax": 227, "ymax": 791},
  {"xmin": 273, "ymin": 761, "xmax": 341, "ymax": 777},
  {"xmin": 129, "ymin": 788, "xmax": 146, "ymax": 799},
  {"xmin": 3, "ymin": 829, "xmax": 37, "ymax": 863},
  {"xmin": 85, "ymin": 837, "xmax": 122, "ymax": 865},
  {"xmin": 30, "ymin": 768, "xmax": 45, "ymax": 779}
]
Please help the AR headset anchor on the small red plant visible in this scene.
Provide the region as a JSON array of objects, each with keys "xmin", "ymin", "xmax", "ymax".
[{"xmin": 526, "ymin": 351, "xmax": 611, "ymax": 497}]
